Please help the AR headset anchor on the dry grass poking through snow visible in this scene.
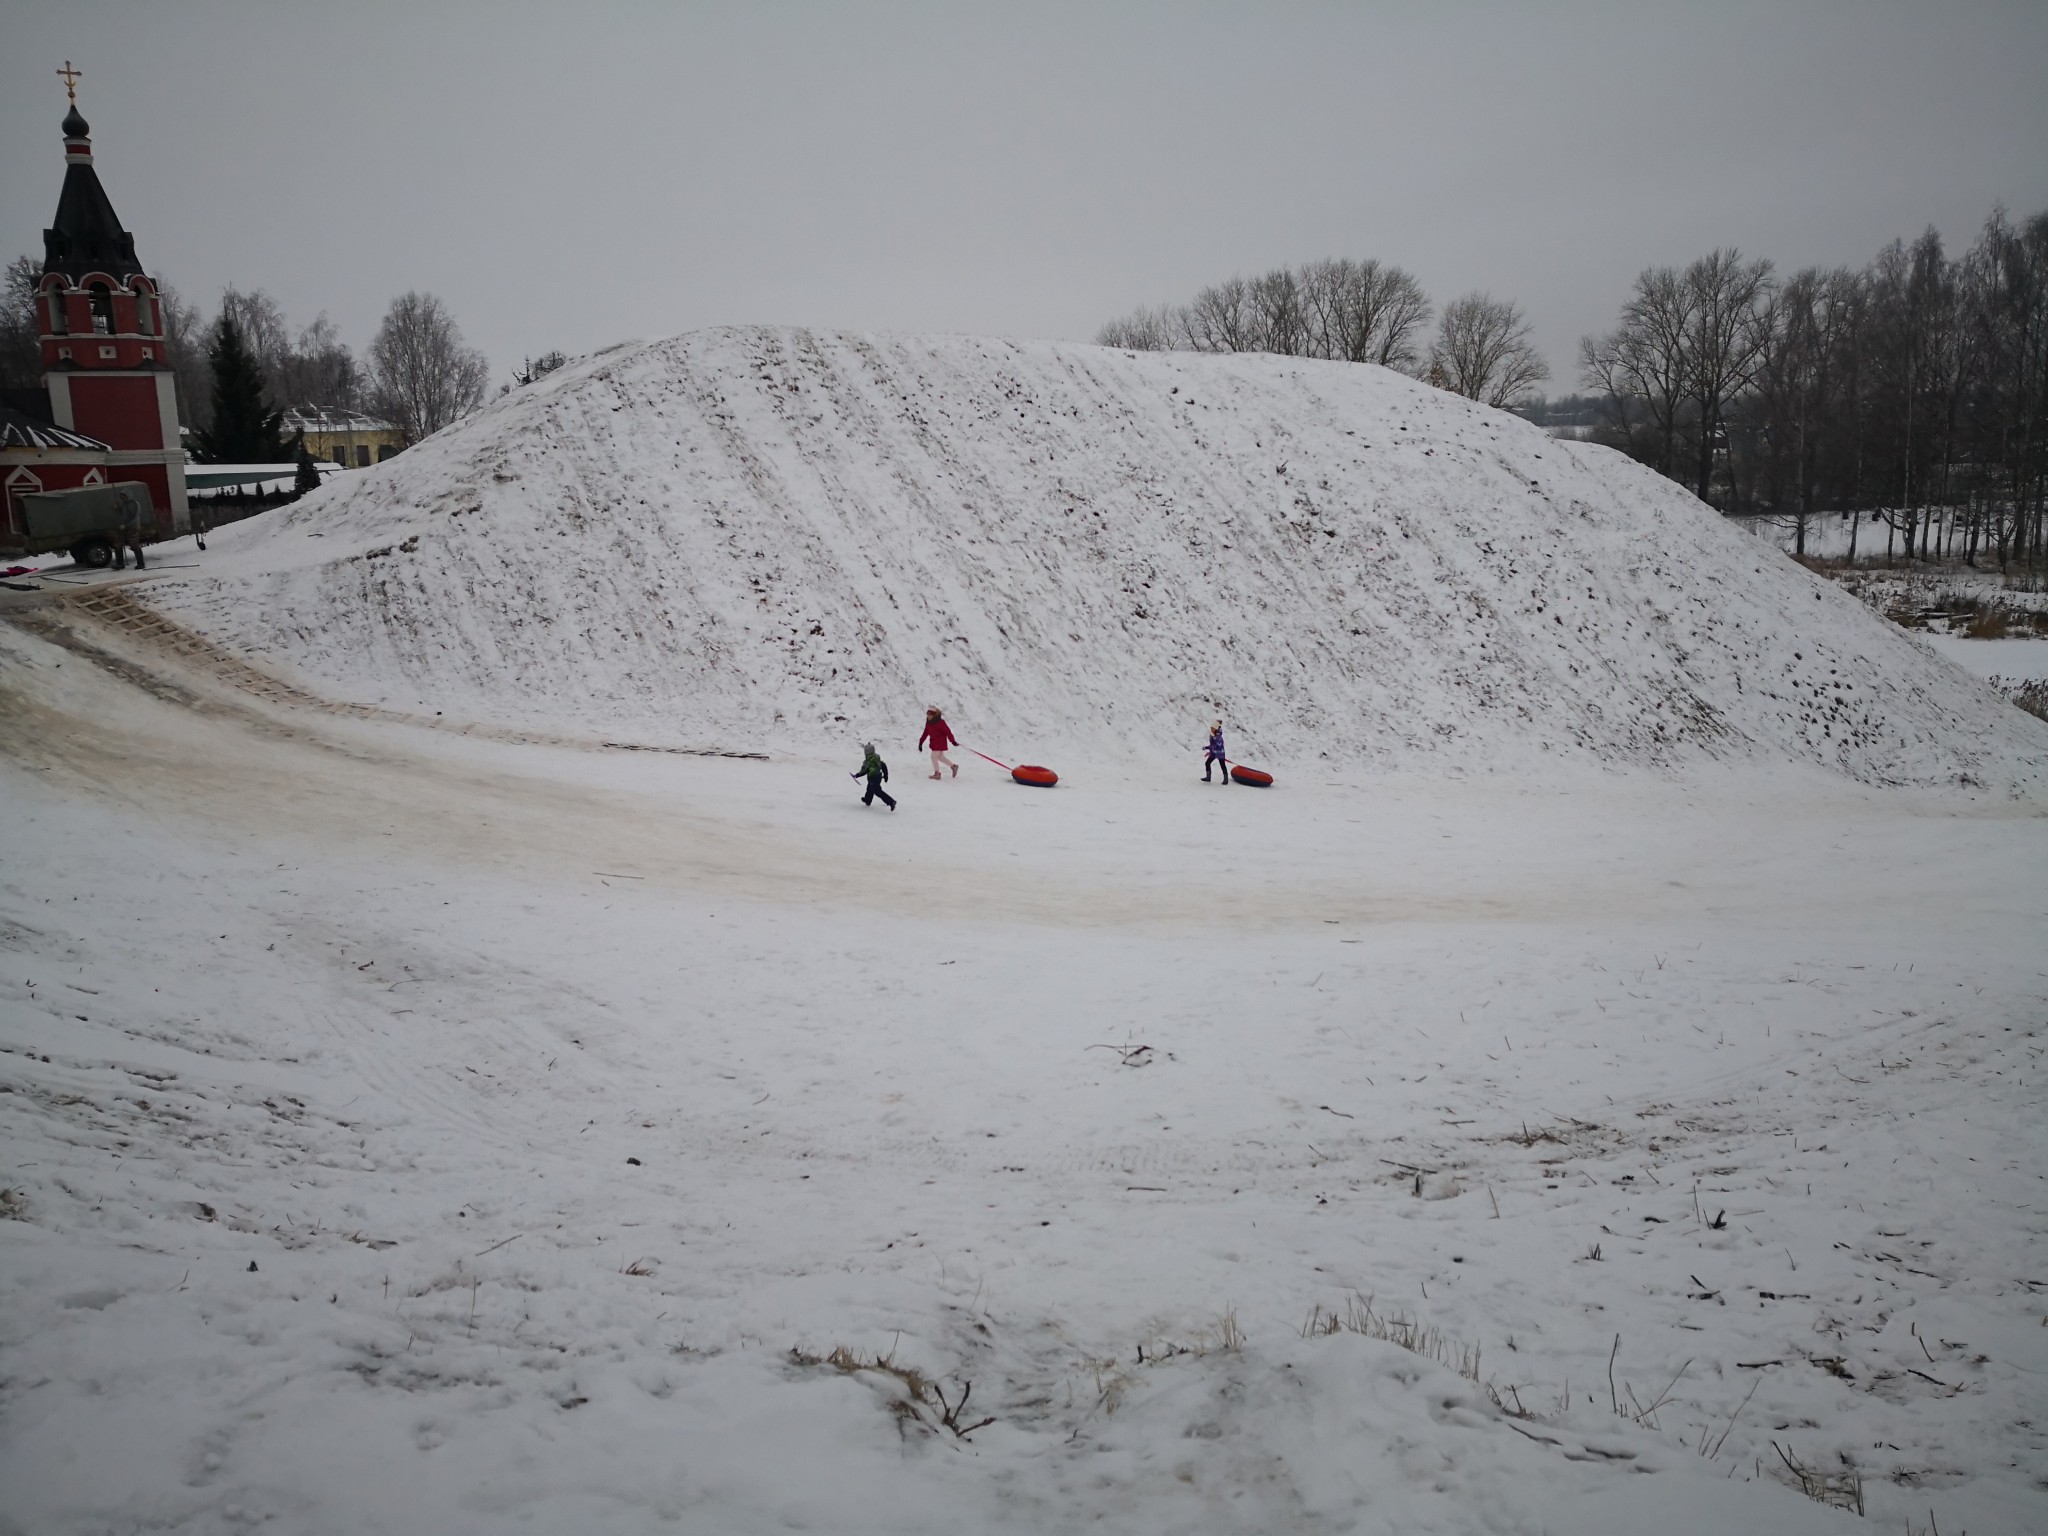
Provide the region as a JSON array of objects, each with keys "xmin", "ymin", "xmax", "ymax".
[
  {"xmin": 2000, "ymin": 676, "xmax": 2048, "ymax": 721},
  {"xmin": 1296, "ymin": 1291, "xmax": 1870, "ymax": 1512},
  {"xmin": 788, "ymin": 1343, "xmax": 995, "ymax": 1441},
  {"xmin": 1772, "ymin": 1440, "xmax": 1867, "ymax": 1517},
  {"xmin": 1302, "ymin": 1293, "xmax": 1483, "ymax": 1384},
  {"xmin": 1074, "ymin": 1310, "xmax": 1250, "ymax": 1418}
]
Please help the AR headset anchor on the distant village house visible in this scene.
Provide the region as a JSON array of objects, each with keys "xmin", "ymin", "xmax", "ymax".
[{"xmin": 282, "ymin": 405, "xmax": 404, "ymax": 469}]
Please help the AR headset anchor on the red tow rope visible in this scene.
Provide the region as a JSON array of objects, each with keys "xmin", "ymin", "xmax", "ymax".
[{"xmin": 967, "ymin": 747, "xmax": 1058, "ymax": 787}]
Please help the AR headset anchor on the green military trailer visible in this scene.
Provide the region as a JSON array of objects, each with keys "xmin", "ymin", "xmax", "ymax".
[{"xmin": 14, "ymin": 481, "xmax": 156, "ymax": 568}]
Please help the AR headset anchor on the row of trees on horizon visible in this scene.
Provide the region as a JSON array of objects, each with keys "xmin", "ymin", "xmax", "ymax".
[
  {"xmin": 1098, "ymin": 259, "xmax": 1550, "ymax": 411},
  {"xmin": 1098, "ymin": 205, "xmax": 2048, "ymax": 573},
  {"xmin": 0, "ymin": 261, "xmax": 503, "ymax": 462},
  {"xmin": 5, "ymin": 204, "xmax": 2043, "ymax": 574},
  {"xmin": 1578, "ymin": 206, "xmax": 2047, "ymax": 570}
]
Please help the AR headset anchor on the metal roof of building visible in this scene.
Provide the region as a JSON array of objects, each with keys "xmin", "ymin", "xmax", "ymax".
[
  {"xmin": 281, "ymin": 405, "xmax": 398, "ymax": 433},
  {"xmin": 0, "ymin": 404, "xmax": 111, "ymax": 452}
]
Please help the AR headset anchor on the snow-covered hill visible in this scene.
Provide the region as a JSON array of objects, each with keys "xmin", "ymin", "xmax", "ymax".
[{"xmin": 150, "ymin": 328, "xmax": 2046, "ymax": 790}]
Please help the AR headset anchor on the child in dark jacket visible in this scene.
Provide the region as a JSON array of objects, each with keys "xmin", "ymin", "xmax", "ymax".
[
  {"xmin": 852, "ymin": 743, "xmax": 896, "ymax": 809},
  {"xmin": 1203, "ymin": 720, "xmax": 1230, "ymax": 783}
]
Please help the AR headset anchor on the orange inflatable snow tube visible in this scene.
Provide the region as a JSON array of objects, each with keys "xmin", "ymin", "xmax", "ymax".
[
  {"xmin": 1011, "ymin": 764, "xmax": 1059, "ymax": 787},
  {"xmin": 1229, "ymin": 764, "xmax": 1274, "ymax": 787}
]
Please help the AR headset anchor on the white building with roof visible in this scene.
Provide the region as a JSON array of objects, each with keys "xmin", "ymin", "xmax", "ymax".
[{"xmin": 281, "ymin": 405, "xmax": 404, "ymax": 468}]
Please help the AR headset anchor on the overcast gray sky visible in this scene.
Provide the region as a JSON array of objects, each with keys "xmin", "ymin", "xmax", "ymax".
[{"xmin": 5, "ymin": 1, "xmax": 2045, "ymax": 393}]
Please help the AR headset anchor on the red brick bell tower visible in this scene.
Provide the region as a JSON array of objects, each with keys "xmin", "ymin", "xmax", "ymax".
[{"xmin": 34, "ymin": 65, "xmax": 188, "ymax": 532}]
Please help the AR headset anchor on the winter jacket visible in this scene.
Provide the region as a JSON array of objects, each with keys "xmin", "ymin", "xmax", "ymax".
[
  {"xmin": 919, "ymin": 718, "xmax": 958, "ymax": 752},
  {"xmin": 854, "ymin": 751, "xmax": 889, "ymax": 781},
  {"xmin": 1206, "ymin": 729, "xmax": 1226, "ymax": 759}
]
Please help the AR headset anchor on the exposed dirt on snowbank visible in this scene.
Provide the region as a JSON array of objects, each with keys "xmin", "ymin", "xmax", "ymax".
[{"xmin": 134, "ymin": 329, "xmax": 2047, "ymax": 793}]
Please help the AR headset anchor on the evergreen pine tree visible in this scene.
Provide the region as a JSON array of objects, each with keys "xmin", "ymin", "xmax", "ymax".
[
  {"xmin": 293, "ymin": 441, "xmax": 321, "ymax": 496},
  {"xmin": 191, "ymin": 313, "xmax": 291, "ymax": 462}
]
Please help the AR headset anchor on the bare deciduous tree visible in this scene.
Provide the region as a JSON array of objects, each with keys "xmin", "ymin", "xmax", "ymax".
[
  {"xmin": 1182, "ymin": 275, "xmax": 1259, "ymax": 354},
  {"xmin": 1961, "ymin": 206, "xmax": 2048, "ymax": 570},
  {"xmin": 153, "ymin": 278, "xmax": 207, "ymax": 431},
  {"xmin": 0, "ymin": 254, "xmax": 41, "ymax": 391},
  {"xmin": 1746, "ymin": 266, "xmax": 1861, "ymax": 553},
  {"xmin": 1300, "ymin": 258, "xmax": 1433, "ymax": 368},
  {"xmin": 1431, "ymin": 292, "xmax": 1549, "ymax": 408},
  {"xmin": 1095, "ymin": 305, "xmax": 1185, "ymax": 351},
  {"xmin": 1573, "ymin": 207, "xmax": 2043, "ymax": 571},
  {"xmin": 1679, "ymin": 250, "xmax": 1775, "ymax": 501},
  {"xmin": 1098, "ymin": 257, "xmax": 1431, "ymax": 369},
  {"xmin": 1579, "ymin": 254, "xmax": 1773, "ymax": 501},
  {"xmin": 276, "ymin": 313, "xmax": 363, "ymax": 411},
  {"xmin": 1580, "ymin": 265, "xmax": 1694, "ymax": 480},
  {"xmin": 216, "ymin": 287, "xmax": 292, "ymax": 402},
  {"xmin": 1247, "ymin": 268, "xmax": 1308, "ymax": 356},
  {"xmin": 368, "ymin": 291, "xmax": 488, "ymax": 443}
]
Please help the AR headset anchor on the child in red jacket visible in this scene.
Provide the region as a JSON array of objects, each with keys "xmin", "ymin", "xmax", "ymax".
[{"xmin": 919, "ymin": 707, "xmax": 959, "ymax": 779}]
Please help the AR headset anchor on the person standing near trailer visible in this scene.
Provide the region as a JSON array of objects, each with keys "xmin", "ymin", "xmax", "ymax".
[
  {"xmin": 919, "ymin": 707, "xmax": 959, "ymax": 779},
  {"xmin": 852, "ymin": 742, "xmax": 896, "ymax": 810},
  {"xmin": 111, "ymin": 487, "xmax": 146, "ymax": 571},
  {"xmin": 1203, "ymin": 720, "xmax": 1230, "ymax": 784}
]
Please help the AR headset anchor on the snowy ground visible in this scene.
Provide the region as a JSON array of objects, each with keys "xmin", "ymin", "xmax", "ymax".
[
  {"xmin": 1921, "ymin": 636, "xmax": 2048, "ymax": 685},
  {"xmin": 6, "ymin": 332, "xmax": 2045, "ymax": 1530},
  {"xmin": 3, "ymin": 610, "xmax": 2044, "ymax": 1534},
  {"xmin": 1737, "ymin": 511, "xmax": 2045, "ymax": 574}
]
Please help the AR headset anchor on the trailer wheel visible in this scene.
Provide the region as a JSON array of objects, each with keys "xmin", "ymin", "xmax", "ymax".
[{"xmin": 71, "ymin": 536, "xmax": 115, "ymax": 569}]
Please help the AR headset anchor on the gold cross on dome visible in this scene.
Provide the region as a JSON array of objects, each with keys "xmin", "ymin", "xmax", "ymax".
[{"xmin": 58, "ymin": 61, "xmax": 82, "ymax": 103}]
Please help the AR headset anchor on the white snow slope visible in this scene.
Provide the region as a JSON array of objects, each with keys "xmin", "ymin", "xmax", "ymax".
[{"xmin": 144, "ymin": 328, "xmax": 2045, "ymax": 792}]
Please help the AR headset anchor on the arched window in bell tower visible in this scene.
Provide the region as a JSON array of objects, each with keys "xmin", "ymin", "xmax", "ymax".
[
  {"xmin": 88, "ymin": 281, "xmax": 115, "ymax": 334},
  {"xmin": 133, "ymin": 282, "xmax": 156, "ymax": 336},
  {"xmin": 46, "ymin": 282, "xmax": 70, "ymax": 335}
]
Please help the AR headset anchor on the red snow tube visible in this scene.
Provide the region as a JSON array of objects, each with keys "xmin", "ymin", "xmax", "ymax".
[
  {"xmin": 1229, "ymin": 764, "xmax": 1274, "ymax": 787},
  {"xmin": 1011, "ymin": 764, "xmax": 1059, "ymax": 788}
]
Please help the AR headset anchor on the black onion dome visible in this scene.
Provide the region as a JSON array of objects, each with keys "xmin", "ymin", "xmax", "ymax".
[{"xmin": 42, "ymin": 105, "xmax": 142, "ymax": 280}]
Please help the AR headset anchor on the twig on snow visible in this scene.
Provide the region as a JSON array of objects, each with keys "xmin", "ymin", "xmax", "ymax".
[{"xmin": 1705, "ymin": 1374, "xmax": 1761, "ymax": 1459}]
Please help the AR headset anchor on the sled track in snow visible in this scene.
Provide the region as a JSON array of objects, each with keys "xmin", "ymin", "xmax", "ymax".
[
  {"xmin": 18, "ymin": 581, "xmax": 2004, "ymax": 937},
  {"xmin": 37, "ymin": 585, "xmax": 771, "ymax": 762},
  {"xmin": 13, "ymin": 594, "xmax": 1523, "ymax": 930}
]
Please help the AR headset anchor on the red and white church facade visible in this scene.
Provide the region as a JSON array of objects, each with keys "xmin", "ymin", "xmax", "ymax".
[{"xmin": 2, "ymin": 86, "xmax": 188, "ymax": 542}]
